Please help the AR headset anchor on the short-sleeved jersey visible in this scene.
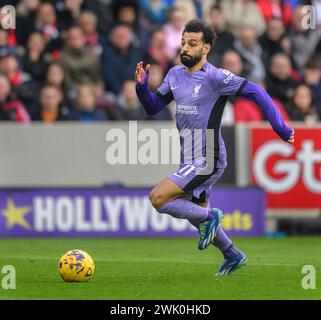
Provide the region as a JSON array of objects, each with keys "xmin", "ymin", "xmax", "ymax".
[{"xmin": 156, "ymin": 61, "xmax": 246, "ymax": 169}]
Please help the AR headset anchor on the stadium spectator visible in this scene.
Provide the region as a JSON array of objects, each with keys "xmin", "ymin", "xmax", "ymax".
[
  {"xmin": 115, "ymin": 78, "xmax": 172, "ymax": 121},
  {"xmin": 64, "ymin": 0, "xmax": 84, "ymax": 19},
  {"xmin": 220, "ymin": 50, "xmax": 247, "ymax": 78},
  {"xmin": 60, "ymin": 26, "xmax": 103, "ymax": 91},
  {"xmin": 0, "ymin": 29, "xmax": 16, "ymax": 57},
  {"xmin": 70, "ymin": 83, "xmax": 108, "ymax": 121},
  {"xmin": 207, "ymin": 5, "xmax": 235, "ymax": 67},
  {"xmin": 234, "ymin": 26, "xmax": 266, "ymax": 83},
  {"xmin": 35, "ymin": 2, "xmax": 62, "ymax": 55},
  {"xmin": 303, "ymin": 57, "xmax": 321, "ymax": 118},
  {"xmin": 144, "ymin": 29, "xmax": 172, "ymax": 73},
  {"xmin": 233, "ymin": 97, "xmax": 263, "ymax": 123},
  {"xmin": 101, "ymin": 24, "xmax": 142, "ymax": 95},
  {"xmin": 290, "ymin": 4, "xmax": 320, "ymax": 72},
  {"xmin": 82, "ymin": 0, "xmax": 114, "ymax": 34},
  {"xmin": 16, "ymin": 0, "xmax": 39, "ymax": 46},
  {"xmin": 45, "ymin": 61, "xmax": 74, "ymax": 107},
  {"xmin": 79, "ymin": 10, "xmax": 102, "ymax": 56},
  {"xmin": 33, "ymin": 84, "xmax": 71, "ymax": 122},
  {"xmin": 94, "ymin": 83, "xmax": 123, "ymax": 120},
  {"xmin": 258, "ymin": 17, "xmax": 288, "ymax": 70},
  {"xmin": 0, "ymin": 53, "xmax": 42, "ymax": 117},
  {"xmin": 113, "ymin": 1, "xmax": 139, "ymax": 27},
  {"xmin": 116, "ymin": 80, "xmax": 147, "ymax": 120},
  {"xmin": 220, "ymin": 0, "xmax": 266, "ymax": 36},
  {"xmin": 0, "ymin": 0, "xmax": 318, "ymax": 125},
  {"xmin": 265, "ymin": 53, "xmax": 300, "ymax": 109},
  {"xmin": 45, "ymin": 62, "xmax": 65, "ymax": 91},
  {"xmin": 256, "ymin": 0, "xmax": 292, "ymax": 27},
  {"xmin": 286, "ymin": 0, "xmax": 301, "ymax": 9},
  {"xmin": 0, "ymin": 54, "xmax": 24, "ymax": 88},
  {"xmin": 139, "ymin": 0, "xmax": 171, "ymax": 25},
  {"xmin": 290, "ymin": 84, "xmax": 319, "ymax": 124},
  {"xmin": 22, "ymin": 32, "xmax": 50, "ymax": 82},
  {"xmin": 55, "ymin": 0, "xmax": 84, "ymax": 31},
  {"xmin": 112, "ymin": 0, "xmax": 149, "ymax": 52},
  {"xmin": 218, "ymin": 50, "xmax": 241, "ymax": 124},
  {"xmin": 0, "ymin": 74, "xmax": 30, "ymax": 123},
  {"xmin": 174, "ymin": 0, "xmax": 216, "ymax": 21},
  {"xmin": 162, "ymin": 6, "xmax": 187, "ymax": 60}
]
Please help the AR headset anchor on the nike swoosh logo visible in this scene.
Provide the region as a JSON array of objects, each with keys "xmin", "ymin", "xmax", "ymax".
[{"xmin": 171, "ymin": 86, "xmax": 178, "ymax": 90}]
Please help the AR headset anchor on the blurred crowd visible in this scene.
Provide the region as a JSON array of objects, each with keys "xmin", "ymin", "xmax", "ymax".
[{"xmin": 0, "ymin": 0, "xmax": 320, "ymax": 124}]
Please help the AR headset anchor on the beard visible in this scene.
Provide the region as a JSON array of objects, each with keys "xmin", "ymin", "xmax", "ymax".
[{"xmin": 180, "ymin": 53, "xmax": 202, "ymax": 68}]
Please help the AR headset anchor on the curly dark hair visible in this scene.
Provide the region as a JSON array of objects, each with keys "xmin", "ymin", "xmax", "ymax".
[{"xmin": 183, "ymin": 19, "xmax": 217, "ymax": 50}]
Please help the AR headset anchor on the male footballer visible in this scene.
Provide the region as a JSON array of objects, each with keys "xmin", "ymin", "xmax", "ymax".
[{"xmin": 135, "ymin": 19, "xmax": 294, "ymax": 275}]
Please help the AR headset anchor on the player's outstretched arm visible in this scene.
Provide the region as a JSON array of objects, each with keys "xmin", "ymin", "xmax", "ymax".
[
  {"xmin": 134, "ymin": 61, "xmax": 167, "ymax": 115},
  {"xmin": 239, "ymin": 81, "xmax": 295, "ymax": 144}
]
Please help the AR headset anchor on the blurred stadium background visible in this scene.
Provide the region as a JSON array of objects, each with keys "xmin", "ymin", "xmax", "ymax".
[
  {"xmin": 0, "ymin": 0, "xmax": 320, "ymax": 236},
  {"xmin": 0, "ymin": 0, "xmax": 321, "ymax": 299}
]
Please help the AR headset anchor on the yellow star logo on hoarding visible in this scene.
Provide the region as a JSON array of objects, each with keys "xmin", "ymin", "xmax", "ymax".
[{"xmin": 1, "ymin": 198, "xmax": 32, "ymax": 230}]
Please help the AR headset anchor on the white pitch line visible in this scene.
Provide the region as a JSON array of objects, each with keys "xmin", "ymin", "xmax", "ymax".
[{"xmin": 0, "ymin": 255, "xmax": 299, "ymax": 267}]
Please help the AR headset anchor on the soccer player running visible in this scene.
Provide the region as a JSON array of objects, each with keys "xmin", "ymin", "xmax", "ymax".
[{"xmin": 135, "ymin": 19, "xmax": 294, "ymax": 276}]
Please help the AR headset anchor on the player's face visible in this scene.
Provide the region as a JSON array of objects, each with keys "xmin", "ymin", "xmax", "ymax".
[{"xmin": 180, "ymin": 32, "xmax": 210, "ymax": 68}]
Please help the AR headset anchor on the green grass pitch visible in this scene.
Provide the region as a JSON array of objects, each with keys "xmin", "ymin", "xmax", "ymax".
[{"xmin": 0, "ymin": 237, "xmax": 320, "ymax": 300}]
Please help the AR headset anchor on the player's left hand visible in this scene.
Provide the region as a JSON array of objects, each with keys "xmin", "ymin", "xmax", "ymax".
[{"xmin": 287, "ymin": 129, "xmax": 295, "ymax": 144}]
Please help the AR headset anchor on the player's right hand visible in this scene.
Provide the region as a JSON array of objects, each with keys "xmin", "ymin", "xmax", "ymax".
[
  {"xmin": 287, "ymin": 129, "xmax": 295, "ymax": 144},
  {"xmin": 134, "ymin": 61, "xmax": 150, "ymax": 85}
]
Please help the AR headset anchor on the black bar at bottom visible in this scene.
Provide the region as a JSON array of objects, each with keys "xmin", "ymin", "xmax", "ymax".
[{"xmin": 0, "ymin": 300, "xmax": 319, "ymax": 319}]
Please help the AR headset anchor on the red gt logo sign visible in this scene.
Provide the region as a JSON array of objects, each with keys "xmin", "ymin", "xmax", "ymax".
[{"xmin": 250, "ymin": 127, "xmax": 321, "ymax": 208}]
